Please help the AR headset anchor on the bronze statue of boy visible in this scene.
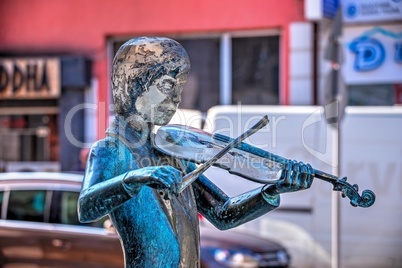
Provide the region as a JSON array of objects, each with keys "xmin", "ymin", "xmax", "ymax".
[{"xmin": 78, "ymin": 37, "xmax": 313, "ymax": 267}]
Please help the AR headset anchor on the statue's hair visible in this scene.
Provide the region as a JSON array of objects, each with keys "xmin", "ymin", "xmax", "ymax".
[{"xmin": 111, "ymin": 37, "xmax": 190, "ymax": 115}]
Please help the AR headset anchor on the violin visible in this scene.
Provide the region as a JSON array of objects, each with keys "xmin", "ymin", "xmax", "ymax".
[{"xmin": 152, "ymin": 115, "xmax": 375, "ymax": 208}]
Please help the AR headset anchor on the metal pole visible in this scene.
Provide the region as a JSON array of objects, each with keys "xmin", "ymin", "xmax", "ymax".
[
  {"xmin": 331, "ymin": 121, "xmax": 340, "ymax": 268},
  {"xmin": 331, "ymin": 57, "xmax": 341, "ymax": 268},
  {"xmin": 220, "ymin": 33, "xmax": 232, "ymax": 105},
  {"xmin": 323, "ymin": 6, "xmax": 343, "ymax": 267}
]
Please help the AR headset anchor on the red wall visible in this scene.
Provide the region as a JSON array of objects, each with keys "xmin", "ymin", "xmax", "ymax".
[{"xmin": 0, "ymin": 0, "xmax": 305, "ymax": 137}]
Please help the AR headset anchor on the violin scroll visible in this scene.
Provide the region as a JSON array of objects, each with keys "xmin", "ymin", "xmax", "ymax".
[{"xmin": 324, "ymin": 176, "xmax": 375, "ymax": 208}]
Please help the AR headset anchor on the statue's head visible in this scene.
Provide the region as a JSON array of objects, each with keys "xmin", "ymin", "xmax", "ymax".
[{"xmin": 112, "ymin": 37, "xmax": 190, "ymax": 126}]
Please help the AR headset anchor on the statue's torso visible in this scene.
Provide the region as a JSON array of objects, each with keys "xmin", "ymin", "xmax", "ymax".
[{"xmin": 106, "ymin": 122, "xmax": 200, "ymax": 268}]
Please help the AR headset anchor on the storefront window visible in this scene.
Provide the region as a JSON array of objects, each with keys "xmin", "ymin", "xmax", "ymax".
[
  {"xmin": 177, "ymin": 38, "xmax": 220, "ymax": 112},
  {"xmin": 232, "ymin": 36, "xmax": 279, "ymax": 105},
  {"xmin": 0, "ymin": 114, "xmax": 59, "ymax": 164},
  {"xmin": 111, "ymin": 34, "xmax": 280, "ymax": 112},
  {"xmin": 348, "ymin": 84, "xmax": 402, "ymax": 106}
]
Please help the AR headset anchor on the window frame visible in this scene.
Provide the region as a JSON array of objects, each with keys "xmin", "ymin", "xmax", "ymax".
[
  {"xmin": 107, "ymin": 29, "xmax": 282, "ymax": 112},
  {"xmin": 0, "ymin": 182, "xmax": 80, "ymax": 223},
  {"xmin": 1, "ymin": 188, "xmax": 51, "ymax": 222}
]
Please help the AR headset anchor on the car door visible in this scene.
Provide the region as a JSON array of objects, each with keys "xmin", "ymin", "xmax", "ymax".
[
  {"xmin": 45, "ymin": 189, "xmax": 124, "ymax": 268},
  {"xmin": 0, "ymin": 188, "xmax": 54, "ymax": 266},
  {"xmin": 0, "ymin": 184, "xmax": 124, "ymax": 268}
]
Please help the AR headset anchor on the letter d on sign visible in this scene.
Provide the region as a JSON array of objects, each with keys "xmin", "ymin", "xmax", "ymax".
[{"xmin": 349, "ymin": 37, "xmax": 385, "ymax": 72}]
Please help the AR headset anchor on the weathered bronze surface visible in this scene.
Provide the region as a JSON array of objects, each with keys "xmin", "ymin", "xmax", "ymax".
[
  {"xmin": 154, "ymin": 124, "xmax": 375, "ymax": 208},
  {"xmin": 78, "ymin": 37, "xmax": 314, "ymax": 268}
]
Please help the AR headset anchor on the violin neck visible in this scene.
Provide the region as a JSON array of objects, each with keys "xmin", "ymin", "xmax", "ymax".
[{"xmin": 212, "ymin": 133, "xmax": 288, "ymax": 165}]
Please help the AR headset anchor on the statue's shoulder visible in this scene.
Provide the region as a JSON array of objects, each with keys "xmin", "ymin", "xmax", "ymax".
[
  {"xmin": 87, "ymin": 136, "xmax": 134, "ymax": 176},
  {"xmin": 91, "ymin": 136, "xmax": 119, "ymax": 150},
  {"xmin": 89, "ymin": 136, "xmax": 129, "ymax": 160}
]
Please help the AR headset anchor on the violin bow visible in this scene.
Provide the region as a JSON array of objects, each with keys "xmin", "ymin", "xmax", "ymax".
[{"xmin": 179, "ymin": 115, "xmax": 269, "ymax": 193}]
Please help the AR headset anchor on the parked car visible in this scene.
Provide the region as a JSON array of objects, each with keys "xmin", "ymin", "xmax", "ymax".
[
  {"xmin": 0, "ymin": 172, "xmax": 122, "ymax": 268},
  {"xmin": 200, "ymin": 220, "xmax": 290, "ymax": 268},
  {"xmin": 0, "ymin": 172, "xmax": 290, "ymax": 268}
]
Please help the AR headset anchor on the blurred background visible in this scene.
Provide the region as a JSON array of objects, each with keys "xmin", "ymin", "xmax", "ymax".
[{"xmin": 0, "ymin": 0, "xmax": 401, "ymax": 267}]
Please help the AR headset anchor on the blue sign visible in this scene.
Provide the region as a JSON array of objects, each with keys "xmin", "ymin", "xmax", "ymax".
[
  {"xmin": 343, "ymin": 25, "xmax": 402, "ymax": 83},
  {"xmin": 349, "ymin": 37, "xmax": 385, "ymax": 71},
  {"xmin": 345, "ymin": 3, "xmax": 357, "ymax": 18},
  {"xmin": 342, "ymin": 0, "xmax": 402, "ymax": 23},
  {"xmin": 323, "ymin": 0, "xmax": 340, "ymax": 19},
  {"xmin": 348, "ymin": 27, "xmax": 402, "ymax": 72},
  {"xmin": 395, "ymin": 43, "xmax": 402, "ymax": 63}
]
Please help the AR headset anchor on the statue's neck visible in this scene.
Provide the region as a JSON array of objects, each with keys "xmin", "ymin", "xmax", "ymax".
[{"xmin": 115, "ymin": 114, "xmax": 153, "ymax": 139}]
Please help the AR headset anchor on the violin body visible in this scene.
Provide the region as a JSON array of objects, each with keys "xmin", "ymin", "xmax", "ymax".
[
  {"xmin": 153, "ymin": 123, "xmax": 376, "ymax": 208},
  {"xmin": 154, "ymin": 124, "xmax": 284, "ymax": 184}
]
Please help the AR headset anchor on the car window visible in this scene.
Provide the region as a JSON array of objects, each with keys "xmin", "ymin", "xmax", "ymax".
[
  {"xmin": 0, "ymin": 191, "xmax": 3, "ymax": 217},
  {"xmin": 50, "ymin": 191, "xmax": 80, "ymax": 225},
  {"xmin": 50, "ymin": 190, "xmax": 106, "ymax": 228},
  {"xmin": 7, "ymin": 190, "xmax": 46, "ymax": 222}
]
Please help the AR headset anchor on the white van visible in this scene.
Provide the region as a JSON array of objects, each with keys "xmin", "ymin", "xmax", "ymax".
[{"xmin": 201, "ymin": 105, "xmax": 402, "ymax": 268}]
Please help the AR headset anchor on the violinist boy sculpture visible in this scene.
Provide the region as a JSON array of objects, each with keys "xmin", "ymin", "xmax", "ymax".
[{"xmin": 78, "ymin": 37, "xmax": 314, "ymax": 268}]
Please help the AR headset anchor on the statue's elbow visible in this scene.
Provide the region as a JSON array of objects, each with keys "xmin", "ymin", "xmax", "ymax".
[
  {"xmin": 214, "ymin": 223, "xmax": 232, "ymax": 231},
  {"xmin": 77, "ymin": 194, "xmax": 92, "ymax": 223},
  {"xmin": 208, "ymin": 216, "xmax": 239, "ymax": 231}
]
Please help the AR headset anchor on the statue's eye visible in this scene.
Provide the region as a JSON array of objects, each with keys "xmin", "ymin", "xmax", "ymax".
[{"xmin": 159, "ymin": 79, "xmax": 176, "ymax": 94}]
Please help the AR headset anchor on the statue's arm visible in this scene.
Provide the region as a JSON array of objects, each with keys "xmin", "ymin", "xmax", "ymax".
[
  {"xmin": 192, "ymin": 174, "xmax": 279, "ymax": 230},
  {"xmin": 78, "ymin": 139, "xmax": 183, "ymax": 223},
  {"xmin": 78, "ymin": 140, "xmax": 132, "ymax": 223},
  {"xmin": 190, "ymin": 160, "xmax": 313, "ymax": 230}
]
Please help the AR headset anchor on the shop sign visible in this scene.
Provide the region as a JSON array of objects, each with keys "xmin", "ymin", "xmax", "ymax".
[
  {"xmin": 343, "ymin": 0, "xmax": 402, "ymax": 23},
  {"xmin": 0, "ymin": 58, "xmax": 60, "ymax": 99},
  {"xmin": 342, "ymin": 25, "xmax": 402, "ymax": 84},
  {"xmin": 323, "ymin": 0, "xmax": 340, "ymax": 19}
]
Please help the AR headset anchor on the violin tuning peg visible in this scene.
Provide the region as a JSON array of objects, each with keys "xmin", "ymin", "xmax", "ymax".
[
  {"xmin": 341, "ymin": 191, "xmax": 346, "ymax": 198},
  {"xmin": 350, "ymin": 201, "xmax": 358, "ymax": 207}
]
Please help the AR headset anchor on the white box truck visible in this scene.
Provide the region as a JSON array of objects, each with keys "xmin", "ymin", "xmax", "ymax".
[{"xmin": 201, "ymin": 105, "xmax": 402, "ymax": 268}]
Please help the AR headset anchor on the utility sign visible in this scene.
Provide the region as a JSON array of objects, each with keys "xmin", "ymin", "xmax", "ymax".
[
  {"xmin": 343, "ymin": 0, "xmax": 402, "ymax": 23},
  {"xmin": 343, "ymin": 25, "xmax": 402, "ymax": 84},
  {"xmin": 0, "ymin": 58, "xmax": 60, "ymax": 99}
]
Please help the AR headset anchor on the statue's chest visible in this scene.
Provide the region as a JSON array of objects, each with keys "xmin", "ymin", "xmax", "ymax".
[{"xmin": 130, "ymin": 140, "xmax": 171, "ymax": 168}]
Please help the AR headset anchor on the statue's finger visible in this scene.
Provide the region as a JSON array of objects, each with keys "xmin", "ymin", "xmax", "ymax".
[
  {"xmin": 307, "ymin": 164, "xmax": 314, "ymax": 176},
  {"xmin": 291, "ymin": 161, "xmax": 300, "ymax": 187},
  {"xmin": 300, "ymin": 164, "xmax": 308, "ymax": 175}
]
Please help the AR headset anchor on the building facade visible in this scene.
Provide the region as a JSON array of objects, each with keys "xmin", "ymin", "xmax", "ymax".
[
  {"xmin": 0, "ymin": 0, "xmax": 313, "ymax": 171},
  {"xmin": 340, "ymin": 0, "xmax": 402, "ymax": 105},
  {"xmin": 306, "ymin": 0, "xmax": 402, "ymax": 106}
]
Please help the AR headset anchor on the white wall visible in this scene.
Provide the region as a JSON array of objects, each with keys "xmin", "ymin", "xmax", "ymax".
[
  {"xmin": 203, "ymin": 105, "xmax": 402, "ymax": 268},
  {"xmin": 289, "ymin": 23, "xmax": 314, "ymax": 105}
]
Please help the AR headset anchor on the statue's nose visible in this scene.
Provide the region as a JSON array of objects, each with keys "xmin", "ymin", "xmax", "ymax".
[{"xmin": 172, "ymin": 93, "xmax": 181, "ymax": 104}]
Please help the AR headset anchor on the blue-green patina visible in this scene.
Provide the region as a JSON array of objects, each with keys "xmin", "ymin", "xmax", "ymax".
[{"xmin": 78, "ymin": 37, "xmax": 314, "ymax": 268}]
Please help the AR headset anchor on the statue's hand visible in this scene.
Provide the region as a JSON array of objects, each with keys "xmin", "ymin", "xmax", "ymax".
[
  {"xmin": 263, "ymin": 160, "xmax": 314, "ymax": 196},
  {"xmin": 122, "ymin": 166, "xmax": 182, "ymax": 198}
]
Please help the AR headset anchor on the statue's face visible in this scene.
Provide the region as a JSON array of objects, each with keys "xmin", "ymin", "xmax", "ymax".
[{"xmin": 135, "ymin": 71, "xmax": 188, "ymax": 125}]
